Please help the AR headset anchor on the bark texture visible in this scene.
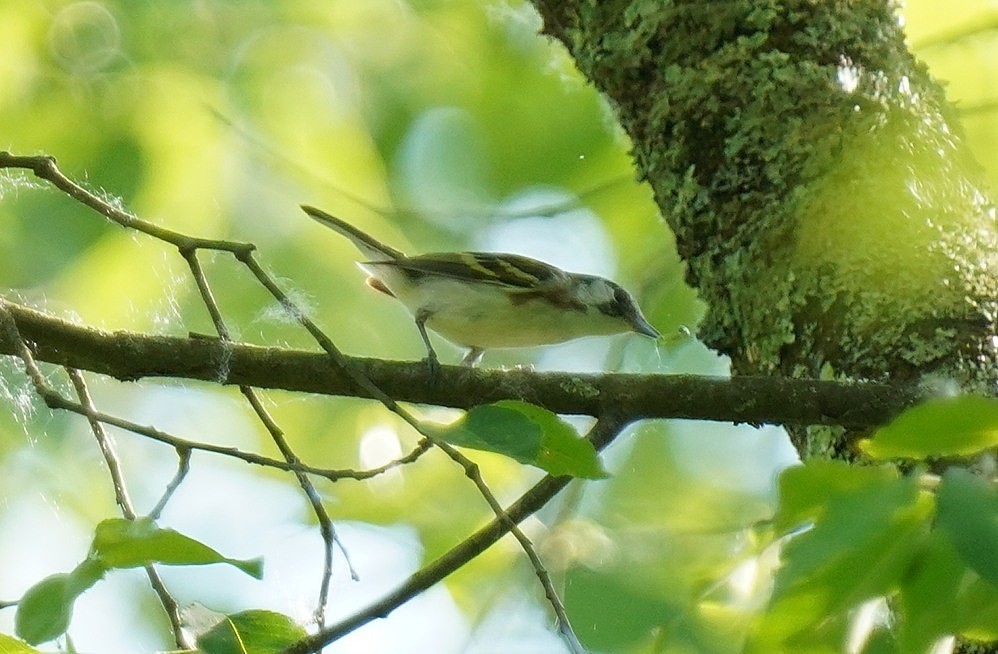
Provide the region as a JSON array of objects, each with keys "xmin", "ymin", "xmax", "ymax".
[{"xmin": 530, "ymin": 1, "xmax": 996, "ymax": 446}]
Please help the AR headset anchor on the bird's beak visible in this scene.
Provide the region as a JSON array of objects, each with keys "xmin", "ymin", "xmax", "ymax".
[{"xmin": 630, "ymin": 313, "xmax": 661, "ymax": 339}]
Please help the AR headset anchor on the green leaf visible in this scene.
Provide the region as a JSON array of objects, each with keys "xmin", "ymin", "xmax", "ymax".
[
  {"xmin": 936, "ymin": 468, "xmax": 998, "ymax": 587},
  {"xmin": 0, "ymin": 633, "xmax": 43, "ymax": 653},
  {"xmin": 748, "ymin": 465, "xmax": 931, "ymax": 651},
  {"xmin": 564, "ymin": 567, "xmax": 677, "ymax": 651},
  {"xmin": 424, "ymin": 402, "xmax": 541, "ymax": 462},
  {"xmin": 861, "ymin": 395, "xmax": 998, "ymax": 459},
  {"xmin": 91, "ymin": 518, "xmax": 263, "ymax": 579},
  {"xmin": 896, "ymin": 533, "xmax": 965, "ymax": 652},
  {"xmin": 771, "ymin": 461, "xmax": 899, "ymax": 532},
  {"xmin": 422, "ymin": 400, "xmax": 607, "ymax": 479},
  {"xmin": 14, "ymin": 518, "xmax": 262, "ymax": 645},
  {"xmin": 14, "ymin": 559, "xmax": 105, "ymax": 645},
  {"xmin": 954, "ymin": 577, "xmax": 998, "ymax": 640},
  {"xmin": 197, "ymin": 610, "xmax": 307, "ymax": 654},
  {"xmin": 508, "ymin": 401, "xmax": 608, "ymax": 479},
  {"xmin": 895, "ymin": 529, "xmax": 998, "ymax": 651}
]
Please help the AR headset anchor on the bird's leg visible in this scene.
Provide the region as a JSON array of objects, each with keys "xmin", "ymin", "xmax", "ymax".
[
  {"xmin": 460, "ymin": 347, "xmax": 484, "ymax": 367},
  {"xmin": 414, "ymin": 309, "xmax": 441, "ymax": 381}
]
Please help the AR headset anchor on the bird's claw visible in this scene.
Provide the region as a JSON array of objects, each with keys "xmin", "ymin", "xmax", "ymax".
[{"xmin": 423, "ymin": 352, "xmax": 442, "ymax": 385}]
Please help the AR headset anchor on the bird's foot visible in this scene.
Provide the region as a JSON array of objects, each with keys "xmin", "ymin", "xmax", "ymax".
[
  {"xmin": 460, "ymin": 347, "xmax": 485, "ymax": 367},
  {"xmin": 422, "ymin": 351, "xmax": 442, "ymax": 385}
]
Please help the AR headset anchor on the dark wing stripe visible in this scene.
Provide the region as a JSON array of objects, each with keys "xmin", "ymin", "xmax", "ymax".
[
  {"xmin": 508, "ymin": 287, "xmax": 587, "ymax": 312},
  {"xmin": 369, "ymin": 252, "xmax": 567, "ymax": 289}
]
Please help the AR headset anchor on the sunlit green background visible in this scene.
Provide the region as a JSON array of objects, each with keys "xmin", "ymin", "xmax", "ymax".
[{"xmin": 0, "ymin": 1, "xmax": 994, "ymax": 652}]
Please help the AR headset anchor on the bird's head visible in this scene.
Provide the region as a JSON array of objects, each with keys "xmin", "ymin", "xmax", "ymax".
[{"xmin": 572, "ymin": 275, "xmax": 660, "ymax": 339}]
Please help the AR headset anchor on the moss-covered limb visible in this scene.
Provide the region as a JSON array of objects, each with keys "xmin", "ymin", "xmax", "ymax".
[{"xmin": 531, "ymin": 0, "xmax": 996, "ymax": 392}]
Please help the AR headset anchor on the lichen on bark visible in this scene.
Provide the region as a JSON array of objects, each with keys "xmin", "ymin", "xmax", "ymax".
[{"xmin": 533, "ymin": 0, "xmax": 996, "ymax": 405}]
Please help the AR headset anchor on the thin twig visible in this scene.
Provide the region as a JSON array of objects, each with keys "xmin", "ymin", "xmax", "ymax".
[
  {"xmin": 280, "ymin": 416, "xmax": 629, "ymax": 654},
  {"xmin": 3, "ymin": 320, "xmax": 189, "ymax": 647},
  {"xmin": 212, "ymin": 108, "xmax": 629, "ymax": 223},
  {"xmin": 0, "ymin": 152, "xmax": 925, "ymax": 652},
  {"xmin": 235, "ymin": 250, "xmax": 582, "ymax": 644},
  {"xmin": 77, "ymin": 389, "xmax": 423, "ymax": 481},
  {"xmin": 181, "ymin": 247, "xmax": 356, "ymax": 630},
  {"xmin": 433, "ymin": 439, "xmax": 586, "ymax": 652},
  {"xmin": 246, "ymin": 384, "xmax": 350, "ymax": 629},
  {"xmin": 0, "ymin": 299, "xmax": 410, "ymax": 485},
  {"xmin": 243, "ymin": 386, "xmax": 359, "ymax": 592},
  {"xmin": 0, "ymin": 152, "xmax": 252, "ymax": 254},
  {"xmin": 148, "ymin": 448, "xmax": 191, "ymax": 520},
  {"xmin": 234, "ymin": 251, "xmax": 418, "ymax": 425},
  {"xmin": 0, "ymin": 337, "xmax": 411, "ymax": 481},
  {"xmin": 67, "ymin": 368, "xmax": 138, "ymax": 518},
  {"xmin": 67, "ymin": 368, "xmax": 188, "ymax": 648}
]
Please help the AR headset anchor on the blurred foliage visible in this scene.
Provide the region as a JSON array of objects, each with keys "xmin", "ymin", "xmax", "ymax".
[
  {"xmin": 0, "ymin": 0, "xmax": 995, "ymax": 653},
  {"xmin": 861, "ymin": 395, "xmax": 998, "ymax": 459}
]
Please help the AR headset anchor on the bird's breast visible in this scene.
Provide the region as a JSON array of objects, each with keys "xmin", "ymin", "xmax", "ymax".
[{"xmin": 369, "ymin": 274, "xmax": 629, "ymax": 348}]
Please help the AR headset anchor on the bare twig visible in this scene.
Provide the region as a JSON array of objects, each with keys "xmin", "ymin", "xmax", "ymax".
[
  {"xmin": 242, "ymin": 386, "xmax": 359, "ymax": 624},
  {"xmin": 0, "ymin": 150, "xmax": 926, "ymax": 653},
  {"xmin": 2, "ymin": 151, "xmax": 586, "ymax": 643},
  {"xmin": 148, "ymin": 448, "xmax": 191, "ymax": 520},
  {"xmin": 235, "ymin": 246, "xmax": 580, "ymax": 644},
  {"xmin": 212, "ymin": 108, "xmax": 629, "ymax": 223},
  {"xmin": 233, "ymin": 250, "xmax": 420, "ymax": 425},
  {"xmin": 0, "ymin": 312, "xmax": 418, "ymax": 481},
  {"xmin": 43, "ymin": 149, "xmax": 576, "ymax": 641},
  {"xmin": 432, "ymin": 439, "xmax": 586, "ymax": 652},
  {"xmin": 182, "ymin": 247, "xmax": 356, "ymax": 630},
  {"xmin": 0, "ymin": 152, "xmax": 251, "ymax": 254},
  {"xmin": 67, "ymin": 368, "xmax": 138, "ymax": 518},
  {"xmin": 280, "ymin": 416, "xmax": 629, "ymax": 654},
  {"xmin": 2, "ymin": 322, "xmax": 189, "ymax": 647},
  {"xmin": 262, "ymin": 389, "xmax": 347, "ymax": 627}
]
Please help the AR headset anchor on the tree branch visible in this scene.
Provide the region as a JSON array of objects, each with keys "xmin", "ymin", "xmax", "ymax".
[{"xmin": 0, "ymin": 299, "xmax": 921, "ymax": 429}]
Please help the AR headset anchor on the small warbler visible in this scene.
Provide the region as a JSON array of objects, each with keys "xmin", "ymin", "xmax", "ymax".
[{"xmin": 302, "ymin": 205, "xmax": 660, "ymax": 371}]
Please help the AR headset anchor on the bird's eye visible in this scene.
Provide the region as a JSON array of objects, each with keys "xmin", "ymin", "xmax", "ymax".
[
  {"xmin": 600, "ymin": 302, "xmax": 624, "ymax": 317},
  {"xmin": 597, "ymin": 286, "xmax": 635, "ymax": 318},
  {"xmin": 599, "ymin": 289, "xmax": 627, "ymax": 317}
]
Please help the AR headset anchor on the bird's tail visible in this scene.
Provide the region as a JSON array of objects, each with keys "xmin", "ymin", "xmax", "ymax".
[{"xmin": 301, "ymin": 205, "xmax": 403, "ymax": 261}]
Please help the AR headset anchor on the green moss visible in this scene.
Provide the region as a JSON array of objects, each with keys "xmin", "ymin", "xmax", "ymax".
[
  {"xmin": 548, "ymin": 0, "xmax": 996, "ymax": 392},
  {"xmin": 558, "ymin": 376, "xmax": 600, "ymax": 400}
]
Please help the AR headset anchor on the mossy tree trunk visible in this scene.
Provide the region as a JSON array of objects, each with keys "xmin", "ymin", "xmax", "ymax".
[
  {"xmin": 527, "ymin": 2, "xmax": 997, "ymax": 651},
  {"xmin": 529, "ymin": 0, "xmax": 996, "ymax": 459}
]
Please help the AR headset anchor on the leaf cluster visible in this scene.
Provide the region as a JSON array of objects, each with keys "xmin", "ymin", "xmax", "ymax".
[{"xmin": 747, "ymin": 396, "xmax": 998, "ymax": 653}]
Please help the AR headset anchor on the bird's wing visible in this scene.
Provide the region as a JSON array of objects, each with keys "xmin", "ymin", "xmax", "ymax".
[{"xmin": 369, "ymin": 252, "xmax": 571, "ymax": 290}]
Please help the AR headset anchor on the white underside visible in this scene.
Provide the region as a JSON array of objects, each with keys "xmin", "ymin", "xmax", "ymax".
[{"xmin": 361, "ymin": 266, "xmax": 631, "ymax": 349}]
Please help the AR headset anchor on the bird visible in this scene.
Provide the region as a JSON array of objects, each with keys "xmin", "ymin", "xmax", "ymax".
[{"xmin": 301, "ymin": 204, "xmax": 660, "ymax": 373}]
